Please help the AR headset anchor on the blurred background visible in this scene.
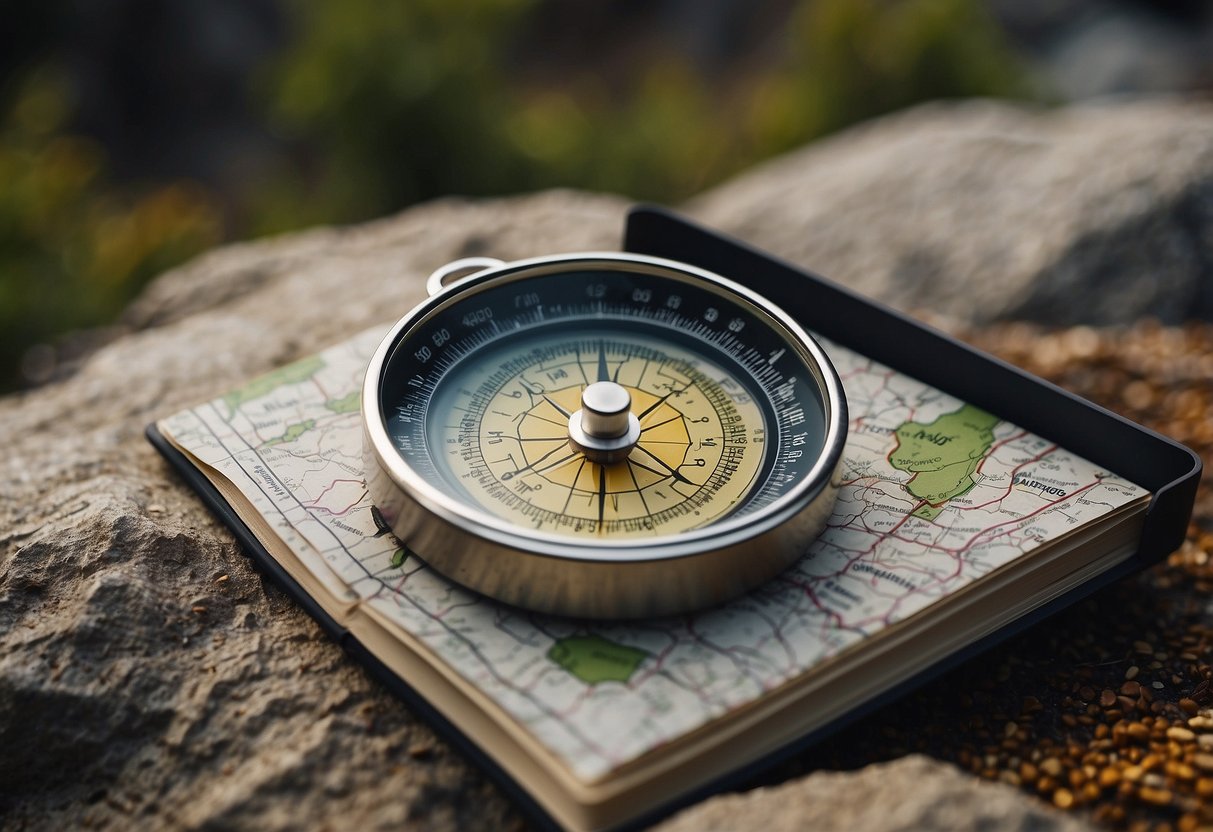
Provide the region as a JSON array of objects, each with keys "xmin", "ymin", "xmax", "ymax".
[{"xmin": 1, "ymin": 0, "xmax": 1210, "ymax": 391}]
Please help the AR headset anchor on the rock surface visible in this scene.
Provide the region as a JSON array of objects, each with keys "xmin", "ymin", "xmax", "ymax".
[
  {"xmin": 656, "ymin": 756, "xmax": 1092, "ymax": 832},
  {"xmin": 0, "ymin": 191, "xmax": 629, "ymax": 830},
  {"xmin": 691, "ymin": 98, "xmax": 1213, "ymax": 326},
  {"xmin": 8, "ymin": 97, "xmax": 1212, "ymax": 830}
]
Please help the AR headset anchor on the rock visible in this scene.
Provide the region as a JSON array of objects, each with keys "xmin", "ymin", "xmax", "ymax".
[
  {"xmin": 0, "ymin": 190, "xmax": 627, "ymax": 830},
  {"xmin": 690, "ymin": 98, "xmax": 1213, "ymax": 326},
  {"xmin": 987, "ymin": 1, "xmax": 1213, "ymax": 101},
  {"xmin": 656, "ymin": 756, "xmax": 1093, "ymax": 832}
]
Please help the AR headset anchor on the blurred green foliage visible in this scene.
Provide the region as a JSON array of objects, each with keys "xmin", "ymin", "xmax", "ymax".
[
  {"xmin": 252, "ymin": 0, "xmax": 540, "ymax": 232},
  {"xmin": 0, "ymin": 0, "xmax": 1031, "ymax": 389},
  {"xmin": 0, "ymin": 70, "xmax": 221, "ymax": 388}
]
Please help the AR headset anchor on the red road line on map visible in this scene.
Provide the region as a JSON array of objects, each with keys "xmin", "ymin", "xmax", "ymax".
[
  {"xmin": 955, "ymin": 441, "xmax": 1055, "ymax": 512},
  {"xmin": 877, "ymin": 479, "xmax": 1101, "ymax": 557},
  {"xmin": 303, "ymin": 478, "xmax": 366, "ymax": 517}
]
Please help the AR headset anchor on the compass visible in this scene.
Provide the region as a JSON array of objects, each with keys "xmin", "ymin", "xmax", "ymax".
[{"xmin": 362, "ymin": 253, "xmax": 847, "ymax": 618}]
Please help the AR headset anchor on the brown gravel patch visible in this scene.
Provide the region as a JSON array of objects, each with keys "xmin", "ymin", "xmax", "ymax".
[{"xmin": 757, "ymin": 319, "xmax": 1213, "ymax": 832}]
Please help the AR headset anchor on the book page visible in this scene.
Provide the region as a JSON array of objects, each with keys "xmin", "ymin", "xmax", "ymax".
[{"xmin": 159, "ymin": 325, "xmax": 1147, "ymax": 783}]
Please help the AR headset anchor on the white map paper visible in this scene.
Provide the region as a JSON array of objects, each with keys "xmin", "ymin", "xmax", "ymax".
[{"xmin": 160, "ymin": 325, "xmax": 1146, "ymax": 782}]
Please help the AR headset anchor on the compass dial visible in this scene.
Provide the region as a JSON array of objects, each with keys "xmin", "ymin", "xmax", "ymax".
[
  {"xmin": 427, "ymin": 331, "xmax": 767, "ymax": 538},
  {"xmin": 363, "ymin": 253, "xmax": 847, "ymax": 617}
]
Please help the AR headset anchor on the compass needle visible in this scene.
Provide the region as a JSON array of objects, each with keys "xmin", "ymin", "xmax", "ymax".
[
  {"xmin": 597, "ymin": 464, "xmax": 607, "ymax": 529},
  {"xmin": 542, "ymin": 395, "xmax": 572, "ymax": 418},
  {"xmin": 597, "ymin": 340, "xmax": 610, "ymax": 383},
  {"xmin": 364, "ymin": 253, "xmax": 845, "ymax": 617}
]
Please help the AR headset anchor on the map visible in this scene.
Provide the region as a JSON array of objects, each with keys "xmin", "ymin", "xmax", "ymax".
[{"xmin": 160, "ymin": 326, "xmax": 1147, "ymax": 783}]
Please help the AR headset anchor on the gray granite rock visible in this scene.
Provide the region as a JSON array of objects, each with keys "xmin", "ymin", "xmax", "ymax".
[
  {"xmin": 657, "ymin": 756, "xmax": 1092, "ymax": 832},
  {"xmin": 691, "ymin": 98, "xmax": 1213, "ymax": 326}
]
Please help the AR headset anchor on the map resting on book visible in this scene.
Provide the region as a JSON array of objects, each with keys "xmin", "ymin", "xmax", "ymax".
[{"xmin": 148, "ymin": 208, "xmax": 1200, "ymax": 832}]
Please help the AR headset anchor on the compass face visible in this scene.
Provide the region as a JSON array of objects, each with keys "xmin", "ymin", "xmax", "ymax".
[
  {"xmin": 425, "ymin": 329, "xmax": 767, "ymax": 538},
  {"xmin": 376, "ymin": 260, "xmax": 832, "ymax": 544}
]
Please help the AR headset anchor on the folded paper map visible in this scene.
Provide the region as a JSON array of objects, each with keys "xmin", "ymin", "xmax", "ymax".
[{"xmin": 156, "ymin": 325, "xmax": 1149, "ymax": 830}]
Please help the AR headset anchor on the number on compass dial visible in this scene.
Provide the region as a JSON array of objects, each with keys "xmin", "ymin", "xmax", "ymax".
[{"xmin": 427, "ymin": 331, "xmax": 766, "ymax": 538}]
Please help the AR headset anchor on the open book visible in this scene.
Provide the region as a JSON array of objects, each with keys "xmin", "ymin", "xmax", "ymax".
[{"xmin": 151, "ymin": 321, "xmax": 1152, "ymax": 831}]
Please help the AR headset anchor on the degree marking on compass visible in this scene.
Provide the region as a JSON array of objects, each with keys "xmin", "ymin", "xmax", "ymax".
[{"xmin": 669, "ymin": 480, "xmax": 694, "ymax": 498}]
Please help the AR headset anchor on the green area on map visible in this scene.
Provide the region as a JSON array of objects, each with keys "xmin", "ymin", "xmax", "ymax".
[
  {"xmin": 548, "ymin": 635, "xmax": 648, "ymax": 685},
  {"xmin": 325, "ymin": 391, "xmax": 361, "ymax": 414},
  {"xmin": 890, "ymin": 404, "xmax": 999, "ymax": 506},
  {"xmin": 264, "ymin": 419, "xmax": 316, "ymax": 446},
  {"xmin": 912, "ymin": 504, "xmax": 944, "ymax": 520},
  {"xmin": 223, "ymin": 356, "xmax": 325, "ymax": 413}
]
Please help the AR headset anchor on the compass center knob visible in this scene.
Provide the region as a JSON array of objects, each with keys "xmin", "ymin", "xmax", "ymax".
[
  {"xmin": 568, "ymin": 382, "xmax": 642, "ymax": 464},
  {"xmin": 580, "ymin": 382, "xmax": 632, "ymax": 438}
]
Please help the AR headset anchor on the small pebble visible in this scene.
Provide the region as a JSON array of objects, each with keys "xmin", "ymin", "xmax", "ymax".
[
  {"xmin": 1125, "ymin": 665, "xmax": 1140, "ymax": 681},
  {"xmin": 1138, "ymin": 786, "xmax": 1173, "ymax": 806},
  {"xmin": 1127, "ymin": 723, "xmax": 1151, "ymax": 742},
  {"xmin": 1168, "ymin": 726, "xmax": 1196, "ymax": 742},
  {"xmin": 1169, "ymin": 762, "xmax": 1197, "ymax": 781}
]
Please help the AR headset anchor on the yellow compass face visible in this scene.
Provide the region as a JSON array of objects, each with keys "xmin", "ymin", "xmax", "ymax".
[{"xmin": 430, "ymin": 334, "xmax": 767, "ymax": 538}]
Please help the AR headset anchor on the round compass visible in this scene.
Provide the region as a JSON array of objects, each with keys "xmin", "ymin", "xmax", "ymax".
[{"xmin": 362, "ymin": 253, "xmax": 847, "ymax": 618}]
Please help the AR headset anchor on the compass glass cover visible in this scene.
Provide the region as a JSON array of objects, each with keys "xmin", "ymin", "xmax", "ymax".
[{"xmin": 379, "ymin": 266, "xmax": 829, "ymax": 540}]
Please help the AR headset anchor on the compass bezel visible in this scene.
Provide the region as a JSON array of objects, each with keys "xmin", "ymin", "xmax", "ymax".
[{"xmin": 362, "ymin": 253, "xmax": 847, "ymax": 617}]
